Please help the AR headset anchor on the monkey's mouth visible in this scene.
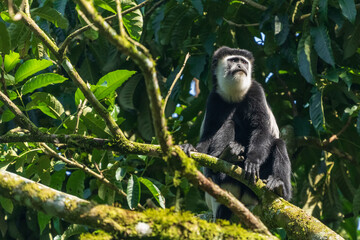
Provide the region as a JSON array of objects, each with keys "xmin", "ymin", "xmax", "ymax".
[{"xmin": 232, "ymin": 69, "xmax": 247, "ymax": 76}]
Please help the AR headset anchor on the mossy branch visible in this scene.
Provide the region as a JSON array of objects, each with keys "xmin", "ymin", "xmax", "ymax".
[
  {"xmin": 65, "ymin": 1, "xmax": 273, "ymax": 235},
  {"xmin": 0, "ymin": 170, "xmax": 272, "ymax": 240},
  {"xmin": 75, "ymin": 0, "xmax": 173, "ymax": 155},
  {"xmin": 0, "ymin": 132, "xmax": 343, "ymax": 239}
]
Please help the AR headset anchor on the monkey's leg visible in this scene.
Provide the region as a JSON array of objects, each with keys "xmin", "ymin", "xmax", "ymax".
[{"xmin": 266, "ymin": 139, "xmax": 292, "ymax": 200}]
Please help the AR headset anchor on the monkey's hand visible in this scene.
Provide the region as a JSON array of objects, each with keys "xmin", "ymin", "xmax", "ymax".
[
  {"xmin": 179, "ymin": 143, "xmax": 197, "ymax": 157},
  {"xmin": 244, "ymin": 158, "xmax": 260, "ymax": 183},
  {"xmin": 266, "ymin": 175, "xmax": 286, "ymax": 198},
  {"xmin": 219, "ymin": 141, "xmax": 245, "ymax": 163},
  {"xmin": 228, "ymin": 141, "xmax": 245, "ymax": 156}
]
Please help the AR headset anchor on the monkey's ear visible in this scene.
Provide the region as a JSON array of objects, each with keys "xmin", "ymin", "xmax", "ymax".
[{"xmin": 211, "ymin": 59, "xmax": 219, "ymax": 73}]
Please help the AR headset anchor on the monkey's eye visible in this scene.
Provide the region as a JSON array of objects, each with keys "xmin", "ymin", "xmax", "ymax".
[
  {"xmin": 228, "ymin": 57, "xmax": 239, "ymax": 63},
  {"xmin": 240, "ymin": 59, "xmax": 248, "ymax": 64}
]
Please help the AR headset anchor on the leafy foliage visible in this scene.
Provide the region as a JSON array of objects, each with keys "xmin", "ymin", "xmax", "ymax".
[{"xmin": 1, "ymin": 0, "xmax": 360, "ymax": 239}]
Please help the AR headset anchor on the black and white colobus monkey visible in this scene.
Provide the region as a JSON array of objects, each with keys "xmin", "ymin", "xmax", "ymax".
[{"xmin": 183, "ymin": 46, "xmax": 292, "ymax": 220}]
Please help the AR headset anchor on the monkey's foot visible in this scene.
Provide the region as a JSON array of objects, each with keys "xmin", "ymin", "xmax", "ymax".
[
  {"xmin": 179, "ymin": 143, "xmax": 197, "ymax": 157},
  {"xmin": 266, "ymin": 175, "xmax": 286, "ymax": 198}
]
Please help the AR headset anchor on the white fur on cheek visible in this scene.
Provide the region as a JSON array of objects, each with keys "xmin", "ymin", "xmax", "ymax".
[{"xmin": 216, "ymin": 57, "xmax": 252, "ymax": 103}]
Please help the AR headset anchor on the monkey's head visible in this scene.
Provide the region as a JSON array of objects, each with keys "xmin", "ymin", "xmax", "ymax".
[{"xmin": 212, "ymin": 47, "xmax": 254, "ymax": 102}]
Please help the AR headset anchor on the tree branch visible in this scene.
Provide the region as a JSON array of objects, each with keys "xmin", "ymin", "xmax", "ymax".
[
  {"xmin": 241, "ymin": 0, "xmax": 267, "ymax": 11},
  {"xmin": 0, "ymin": 132, "xmax": 344, "ymax": 239},
  {"xmin": 0, "ymin": 170, "xmax": 272, "ymax": 239},
  {"xmin": 327, "ymin": 117, "xmax": 352, "ymax": 143},
  {"xmin": 74, "ymin": 0, "xmax": 172, "ymax": 155},
  {"xmin": 0, "ymin": 90, "xmax": 40, "ymax": 134},
  {"xmin": 38, "ymin": 143, "xmax": 148, "ymax": 209},
  {"xmin": 73, "ymin": 2, "xmax": 274, "ymax": 235},
  {"xmin": 223, "ymin": 18, "xmax": 260, "ymax": 28},
  {"xmin": 59, "ymin": 0, "xmax": 154, "ymax": 59},
  {"xmin": 297, "ymin": 136, "xmax": 355, "ymax": 163},
  {"xmin": 18, "ymin": 10, "xmax": 126, "ymax": 141},
  {"xmin": 163, "ymin": 52, "xmax": 190, "ymax": 116}
]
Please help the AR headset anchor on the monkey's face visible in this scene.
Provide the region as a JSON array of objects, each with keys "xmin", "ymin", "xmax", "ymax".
[
  {"xmin": 215, "ymin": 55, "xmax": 252, "ymax": 102},
  {"xmin": 226, "ymin": 55, "xmax": 251, "ymax": 78}
]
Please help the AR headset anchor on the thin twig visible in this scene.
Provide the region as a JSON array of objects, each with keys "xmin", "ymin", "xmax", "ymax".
[
  {"xmin": 76, "ymin": 0, "xmax": 173, "ymax": 153},
  {"xmin": 0, "ymin": 90, "xmax": 40, "ymax": 133},
  {"xmin": 328, "ymin": 117, "xmax": 352, "ymax": 143},
  {"xmin": 8, "ymin": 0, "xmax": 24, "ymax": 21},
  {"xmin": 40, "ymin": 143, "xmax": 145, "ymax": 210},
  {"xmin": 74, "ymin": 99, "xmax": 87, "ymax": 134},
  {"xmin": 24, "ymin": 0, "xmax": 30, "ymax": 16},
  {"xmin": 241, "ymin": 0, "xmax": 267, "ymax": 11},
  {"xmin": 115, "ymin": 0, "xmax": 126, "ymax": 36},
  {"xmin": 77, "ymin": 8, "xmax": 98, "ymax": 31},
  {"xmin": 145, "ymin": 0, "xmax": 166, "ymax": 17},
  {"xmin": 163, "ymin": 52, "xmax": 190, "ymax": 116},
  {"xmin": 59, "ymin": 0, "xmax": 153, "ymax": 56},
  {"xmin": 18, "ymin": 10, "xmax": 126, "ymax": 140},
  {"xmin": 223, "ymin": 18, "xmax": 259, "ymax": 28}
]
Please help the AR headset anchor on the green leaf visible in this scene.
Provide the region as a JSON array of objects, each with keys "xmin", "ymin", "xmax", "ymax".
[
  {"xmin": 21, "ymin": 73, "xmax": 68, "ymax": 95},
  {"xmin": 323, "ymin": 68, "xmax": 339, "ymax": 83},
  {"xmin": 0, "ymin": 21, "xmax": 11, "ymax": 54},
  {"xmin": 310, "ymin": 25, "xmax": 335, "ymax": 66},
  {"xmin": 318, "ymin": 0, "xmax": 328, "ymax": 22},
  {"xmin": 118, "ymin": 75, "xmax": 141, "ymax": 110},
  {"xmin": 0, "ymin": 109, "xmax": 15, "ymax": 123},
  {"xmin": 339, "ymin": 71, "xmax": 352, "ymax": 90},
  {"xmin": 38, "ymin": 212, "xmax": 52, "ymax": 234},
  {"xmin": 15, "ymin": 59, "xmax": 53, "ymax": 83},
  {"xmin": 66, "ymin": 170, "xmax": 85, "ymax": 197},
  {"xmin": 343, "ymin": 17, "xmax": 360, "ymax": 59},
  {"xmin": 8, "ymin": 22, "xmax": 31, "ymax": 52},
  {"xmin": 95, "ymin": 70, "xmax": 136, "ymax": 100},
  {"xmin": 274, "ymin": 15, "xmax": 289, "ymax": 46},
  {"xmin": 139, "ymin": 177, "xmax": 165, "ymax": 209},
  {"xmin": 122, "ymin": 0, "xmax": 143, "ymax": 41},
  {"xmin": 115, "ymin": 167, "xmax": 127, "ymax": 181},
  {"xmin": 191, "ymin": 0, "xmax": 203, "ymax": 14},
  {"xmin": 0, "ymin": 196, "xmax": 13, "ymax": 214},
  {"xmin": 138, "ymin": 96, "xmax": 155, "ymax": 141},
  {"xmin": 54, "ymin": 0, "xmax": 68, "ymax": 15},
  {"xmin": 74, "ymin": 88, "xmax": 86, "ymax": 106},
  {"xmin": 353, "ymin": 187, "xmax": 360, "ymax": 217},
  {"xmin": 4, "ymin": 51, "xmax": 20, "ymax": 72},
  {"xmin": 189, "ymin": 55, "xmax": 206, "ymax": 79},
  {"xmin": 82, "ymin": 107, "xmax": 112, "ymax": 138},
  {"xmin": 50, "ymin": 169, "xmax": 66, "ymax": 190},
  {"xmin": 127, "ymin": 174, "xmax": 140, "ymax": 210},
  {"xmin": 32, "ymin": 6, "xmax": 69, "ymax": 29},
  {"xmin": 61, "ymin": 224, "xmax": 88, "ymax": 240},
  {"xmin": 0, "ymin": 55, "xmax": 2, "ymax": 67},
  {"xmin": 94, "ymin": 0, "xmax": 116, "ymax": 13},
  {"xmin": 339, "ymin": 0, "xmax": 356, "ymax": 24},
  {"xmin": 309, "ymin": 89, "xmax": 325, "ymax": 131},
  {"xmin": 297, "ymin": 33, "xmax": 315, "ymax": 84},
  {"xmin": 26, "ymin": 92, "xmax": 65, "ymax": 120},
  {"xmin": 98, "ymin": 183, "xmax": 115, "ymax": 204}
]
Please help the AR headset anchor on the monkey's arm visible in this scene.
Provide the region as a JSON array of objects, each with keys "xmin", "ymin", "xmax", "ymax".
[{"xmin": 244, "ymin": 85, "xmax": 275, "ymax": 181}]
